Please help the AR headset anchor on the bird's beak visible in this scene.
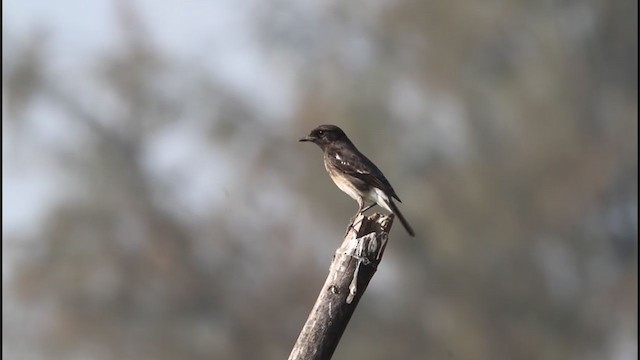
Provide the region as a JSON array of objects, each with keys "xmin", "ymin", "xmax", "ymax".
[{"xmin": 299, "ymin": 135, "xmax": 314, "ymax": 142}]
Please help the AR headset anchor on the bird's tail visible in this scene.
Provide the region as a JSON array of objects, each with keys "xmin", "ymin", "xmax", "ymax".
[{"xmin": 387, "ymin": 199, "xmax": 415, "ymax": 237}]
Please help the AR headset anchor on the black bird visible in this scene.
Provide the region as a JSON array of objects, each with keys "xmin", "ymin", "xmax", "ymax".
[{"xmin": 300, "ymin": 124, "xmax": 415, "ymax": 236}]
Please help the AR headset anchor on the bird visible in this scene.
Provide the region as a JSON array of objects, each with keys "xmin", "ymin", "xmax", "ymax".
[{"xmin": 299, "ymin": 124, "xmax": 415, "ymax": 236}]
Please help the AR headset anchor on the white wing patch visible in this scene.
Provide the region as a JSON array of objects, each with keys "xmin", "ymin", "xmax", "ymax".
[
  {"xmin": 335, "ymin": 153, "xmax": 356, "ymax": 169},
  {"xmin": 335, "ymin": 153, "xmax": 368, "ymax": 174}
]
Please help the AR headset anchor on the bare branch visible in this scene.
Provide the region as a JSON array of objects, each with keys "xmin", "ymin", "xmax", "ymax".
[{"xmin": 289, "ymin": 213, "xmax": 394, "ymax": 360}]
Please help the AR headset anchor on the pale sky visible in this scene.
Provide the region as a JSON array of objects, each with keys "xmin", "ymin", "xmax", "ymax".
[{"xmin": 3, "ymin": 0, "xmax": 297, "ymax": 236}]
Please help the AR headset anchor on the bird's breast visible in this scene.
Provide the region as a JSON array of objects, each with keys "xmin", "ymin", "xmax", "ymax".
[{"xmin": 324, "ymin": 159, "xmax": 363, "ymax": 201}]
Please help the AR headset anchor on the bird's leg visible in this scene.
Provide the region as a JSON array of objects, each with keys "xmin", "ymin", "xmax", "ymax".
[
  {"xmin": 350, "ymin": 202, "xmax": 376, "ymax": 233},
  {"xmin": 352, "ymin": 199, "xmax": 366, "ymax": 223},
  {"xmin": 346, "ymin": 200, "xmax": 381, "ymax": 237},
  {"xmin": 346, "ymin": 199, "xmax": 366, "ymax": 236},
  {"xmin": 359, "ymin": 203, "xmax": 376, "ymax": 214}
]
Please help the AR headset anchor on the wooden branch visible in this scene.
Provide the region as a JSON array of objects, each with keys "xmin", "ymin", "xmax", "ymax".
[{"xmin": 288, "ymin": 212, "xmax": 395, "ymax": 360}]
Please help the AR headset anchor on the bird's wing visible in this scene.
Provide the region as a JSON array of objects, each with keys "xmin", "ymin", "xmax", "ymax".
[{"xmin": 327, "ymin": 147, "xmax": 402, "ymax": 202}]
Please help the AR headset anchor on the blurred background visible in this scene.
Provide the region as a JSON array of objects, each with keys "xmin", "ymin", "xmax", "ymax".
[{"xmin": 3, "ymin": 0, "xmax": 637, "ymax": 359}]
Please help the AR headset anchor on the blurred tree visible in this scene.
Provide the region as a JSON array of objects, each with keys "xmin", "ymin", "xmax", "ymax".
[{"xmin": 3, "ymin": 0, "xmax": 637, "ymax": 359}]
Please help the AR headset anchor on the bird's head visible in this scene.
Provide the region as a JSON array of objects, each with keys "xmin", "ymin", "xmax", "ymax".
[{"xmin": 299, "ymin": 124, "xmax": 348, "ymax": 148}]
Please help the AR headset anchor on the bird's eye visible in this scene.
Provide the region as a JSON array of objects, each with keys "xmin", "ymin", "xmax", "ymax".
[{"xmin": 317, "ymin": 130, "xmax": 324, "ymax": 136}]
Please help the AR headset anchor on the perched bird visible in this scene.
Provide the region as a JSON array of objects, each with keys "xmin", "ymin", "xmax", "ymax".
[{"xmin": 300, "ymin": 124, "xmax": 415, "ymax": 236}]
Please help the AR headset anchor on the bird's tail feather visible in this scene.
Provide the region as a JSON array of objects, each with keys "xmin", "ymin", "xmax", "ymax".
[{"xmin": 386, "ymin": 199, "xmax": 415, "ymax": 237}]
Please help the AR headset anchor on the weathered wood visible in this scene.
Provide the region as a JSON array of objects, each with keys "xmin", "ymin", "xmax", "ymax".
[{"xmin": 288, "ymin": 213, "xmax": 394, "ymax": 360}]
